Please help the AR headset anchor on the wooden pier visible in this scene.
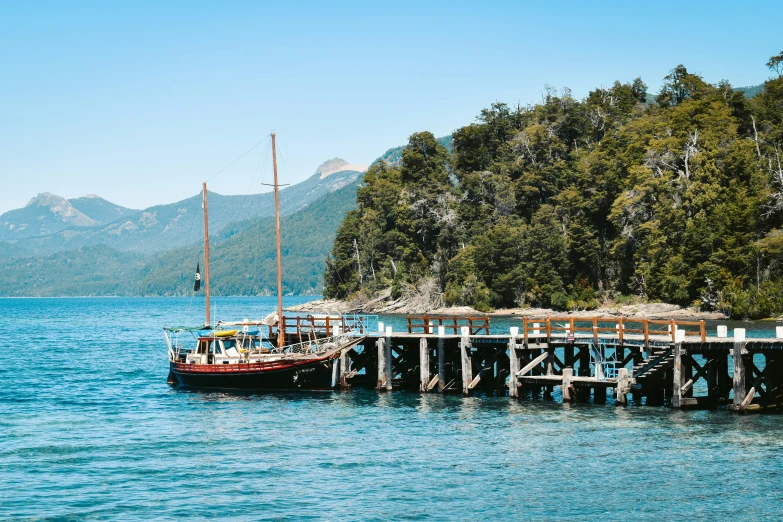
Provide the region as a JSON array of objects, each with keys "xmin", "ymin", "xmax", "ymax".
[{"xmin": 274, "ymin": 314, "xmax": 783, "ymax": 412}]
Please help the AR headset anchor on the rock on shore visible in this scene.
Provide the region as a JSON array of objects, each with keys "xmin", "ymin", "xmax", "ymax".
[{"xmin": 286, "ymin": 295, "xmax": 726, "ymax": 320}]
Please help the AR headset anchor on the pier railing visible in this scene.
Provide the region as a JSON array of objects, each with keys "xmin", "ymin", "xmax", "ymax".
[
  {"xmin": 270, "ymin": 314, "xmax": 706, "ymax": 345},
  {"xmin": 521, "ymin": 317, "xmax": 706, "ymax": 344},
  {"xmin": 407, "ymin": 315, "xmax": 491, "ymax": 335}
]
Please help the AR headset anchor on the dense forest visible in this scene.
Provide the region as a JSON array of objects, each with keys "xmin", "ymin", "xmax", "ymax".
[{"xmin": 324, "ymin": 53, "xmax": 783, "ymax": 319}]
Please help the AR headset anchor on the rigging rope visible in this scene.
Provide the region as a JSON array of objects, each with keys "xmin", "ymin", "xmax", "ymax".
[
  {"xmin": 276, "ymin": 139, "xmax": 349, "ymax": 291},
  {"xmin": 205, "ymin": 134, "xmax": 272, "ymax": 182}
]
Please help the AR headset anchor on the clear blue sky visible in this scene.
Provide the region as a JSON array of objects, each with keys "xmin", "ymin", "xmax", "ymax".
[{"xmin": 1, "ymin": 0, "xmax": 780, "ymax": 214}]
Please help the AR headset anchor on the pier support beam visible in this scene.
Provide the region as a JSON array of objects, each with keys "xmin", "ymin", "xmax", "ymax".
[
  {"xmin": 339, "ymin": 349, "xmax": 351, "ymax": 390},
  {"xmin": 376, "ymin": 338, "xmax": 386, "ymax": 390},
  {"xmin": 508, "ymin": 341, "xmax": 519, "ymax": 398},
  {"xmin": 594, "ymin": 386, "xmax": 607, "ymax": 403},
  {"xmin": 460, "ymin": 335, "xmax": 473, "ymax": 396},
  {"xmin": 733, "ymin": 341, "xmax": 748, "ymax": 409},
  {"xmin": 562, "ymin": 368, "xmax": 574, "ymax": 402},
  {"xmin": 419, "ymin": 338, "xmax": 430, "ymax": 392},
  {"xmin": 616, "ymin": 368, "xmax": 630, "ymax": 405},
  {"xmin": 543, "ymin": 346, "xmax": 555, "ymax": 400},
  {"xmin": 385, "ymin": 334, "xmax": 393, "ymax": 392},
  {"xmin": 437, "ymin": 336, "xmax": 445, "ymax": 393},
  {"xmin": 672, "ymin": 342, "xmax": 685, "ymax": 408}
]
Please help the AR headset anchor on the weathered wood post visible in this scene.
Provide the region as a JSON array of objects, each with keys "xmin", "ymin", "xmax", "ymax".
[
  {"xmin": 339, "ymin": 348, "xmax": 351, "ymax": 390},
  {"xmin": 460, "ymin": 327, "xmax": 473, "ymax": 396},
  {"xmin": 509, "ymin": 327, "xmax": 519, "ymax": 398},
  {"xmin": 385, "ymin": 326, "xmax": 393, "ymax": 392},
  {"xmin": 733, "ymin": 328, "xmax": 748, "ymax": 409},
  {"xmin": 672, "ymin": 342, "xmax": 683, "ymax": 408},
  {"xmin": 595, "ymin": 359, "xmax": 605, "ymax": 380},
  {"xmin": 419, "ymin": 337, "xmax": 430, "ymax": 392},
  {"xmin": 705, "ymin": 354, "xmax": 718, "ymax": 405},
  {"xmin": 616, "ymin": 368, "xmax": 630, "ymax": 405},
  {"xmin": 545, "ymin": 345, "xmax": 554, "ymax": 376},
  {"xmin": 562, "ymin": 367, "xmax": 574, "ymax": 402},
  {"xmin": 331, "ymin": 350, "xmax": 340, "ymax": 388},
  {"xmin": 376, "ymin": 337, "xmax": 386, "ymax": 390},
  {"xmin": 437, "ymin": 326, "xmax": 446, "ymax": 393}
]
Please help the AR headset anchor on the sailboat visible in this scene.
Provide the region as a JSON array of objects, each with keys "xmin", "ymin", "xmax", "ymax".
[{"xmin": 164, "ymin": 134, "xmax": 361, "ymax": 390}]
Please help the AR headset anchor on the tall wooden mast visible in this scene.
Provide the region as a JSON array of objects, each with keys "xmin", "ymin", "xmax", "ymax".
[
  {"xmin": 271, "ymin": 133, "xmax": 284, "ymax": 348},
  {"xmin": 202, "ymin": 182, "xmax": 211, "ymax": 326}
]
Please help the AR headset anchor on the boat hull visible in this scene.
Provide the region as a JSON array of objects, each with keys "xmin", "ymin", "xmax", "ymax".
[{"xmin": 169, "ymin": 357, "xmax": 336, "ymax": 391}]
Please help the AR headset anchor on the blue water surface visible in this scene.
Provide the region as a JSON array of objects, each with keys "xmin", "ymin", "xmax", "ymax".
[{"xmin": 1, "ymin": 297, "xmax": 782, "ymax": 521}]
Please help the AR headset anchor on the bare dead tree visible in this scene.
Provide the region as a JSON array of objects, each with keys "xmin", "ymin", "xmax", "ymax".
[
  {"xmin": 751, "ymin": 115, "xmax": 762, "ymax": 159},
  {"xmin": 353, "ymin": 238, "xmax": 363, "ymax": 284}
]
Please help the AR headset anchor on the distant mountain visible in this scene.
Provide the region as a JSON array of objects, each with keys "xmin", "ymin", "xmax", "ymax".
[
  {"xmin": 135, "ymin": 178, "xmax": 361, "ymax": 296},
  {"xmin": 68, "ymin": 194, "xmax": 138, "ymax": 224},
  {"xmin": 0, "ymin": 178, "xmax": 361, "ymax": 296},
  {"xmin": 736, "ymin": 84, "xmax": 764, "ymax": 98},
  {"xmin": 0, "ymin": 241, "xmax": 28, "ymax": 258},
  {"xmin": 644, "ymin": 83, "xmax": 764, "ymax": 104},
  {"xmin": 0, "ymin": 143, "xmax": 431, "ymax": 296},
  {"xmin": 5, "ymin": 162, "xmax": 366, "ymax": 256},
  {"xmin": 316, "ymin": 158, "xmax": 369, "ymax": 179},
  {"xmin": 1, "ymin": 193, "xmax": 94, "ymax": 240},
  {"xmin": 0, "ymin": 193, "xmax": 139, "ymax": 243}
]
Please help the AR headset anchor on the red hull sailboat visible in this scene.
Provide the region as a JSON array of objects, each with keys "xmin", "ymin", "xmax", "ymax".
[{"xmin": 165, "ymin": 134, "xmax": 361, "ymax": 390}]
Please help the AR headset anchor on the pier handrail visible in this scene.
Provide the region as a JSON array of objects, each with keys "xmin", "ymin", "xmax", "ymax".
[
  {"xmin": 407, "ymin": 314, "xmax": 490, "ymax": 335},
  {"xmin": 522, "ymin": 317, "xmax": 706, "ymax": 343}
]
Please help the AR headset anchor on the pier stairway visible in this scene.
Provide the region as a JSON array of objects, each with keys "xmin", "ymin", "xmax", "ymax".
[{"xmin": 632, "ymin": 346, "xmax": 674, "ymax": 382}]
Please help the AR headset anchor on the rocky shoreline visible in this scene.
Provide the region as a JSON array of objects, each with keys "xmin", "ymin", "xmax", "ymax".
[{"xmin": 286, "ymin": 295, "xmax": 727, "ymax": 321}]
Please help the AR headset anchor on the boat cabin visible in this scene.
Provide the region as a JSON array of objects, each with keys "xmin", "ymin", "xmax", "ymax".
[{"xmin": 184, "ymin": 334, "xmax": 274, "ymax": 365}]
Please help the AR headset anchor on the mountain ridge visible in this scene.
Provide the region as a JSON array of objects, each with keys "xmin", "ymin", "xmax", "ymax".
[{"xmin": 2, "ymin": 167, "xmax": 365, "ymax": 256}]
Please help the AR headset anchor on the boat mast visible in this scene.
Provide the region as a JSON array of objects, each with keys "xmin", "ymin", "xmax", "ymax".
[
  {"xmin": 271, "ymin": 133, "xmax": 284, "ymax": 348},
  {"xmin": 202, "ymin": 182, "xmax": 211, "ymax": 326}
]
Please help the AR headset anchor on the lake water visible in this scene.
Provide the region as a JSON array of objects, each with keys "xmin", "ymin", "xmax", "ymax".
[{"xmin": 1, "ymin": 297, "xmax": 782, "ymax": 520}]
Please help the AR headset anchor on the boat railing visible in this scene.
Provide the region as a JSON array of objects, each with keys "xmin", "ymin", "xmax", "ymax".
[
  {"xmin": 273, "ymin": 334, "xmax": 345, "ymax": 355},
  {"xmin": 275, "ymin": 314, "xmax": 378, "ymax": 340}
]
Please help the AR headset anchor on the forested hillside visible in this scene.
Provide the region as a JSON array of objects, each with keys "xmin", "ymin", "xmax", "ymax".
[
  {"xmin": 0, "ymin": 180, "xmax": 359, "ymax": 296},
  {"xmin": 325, "ymin": 54, "xmax": 783, "ymax": 319}
]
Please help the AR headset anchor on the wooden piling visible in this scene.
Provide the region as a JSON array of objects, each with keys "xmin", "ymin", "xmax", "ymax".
[
  {"xmin": 733, "ymin": 340, "xmax": 747, "ymax": 409},
  {"xmin": 437, "ymin": 336, "xmax": 445, "ymax": 393},
  {"xmin": 376, "ymin": 338, "xmax": 386, "ymax": 390},
  {"xmin": 460, "ymin": 335, "xmax": 473, "ymax": 396},
  {"xmin": 594, "ymin": 386, "xmax": 607, "ymax": 403},
  {"xmin": 385, "ymin": 334, "xmax": 393, "ymax": 392},
  {"xmin": 508, "ymin": 341, "xmax": 519, "ymax": 398},
  {"xmin": 339, "ymin": 349, "xmax": 350, "ymax": 390},
  {"xmin": 419, "ymin": 337, "xmax": 430, "ymax": 392},
  {"xmin": 616, "ymin": 368, "xmax": 630, "ymax": 405},
  {"xmin": 545, "ymin": 347, "xmax": 554, "ymax": 376},
  {"xmin": 672, "ymin": 342, "xmax": 684, "ymax": 408},
  {"xmin": 562, "ymin": 368, "xmax": 574, "ymax": 402}
]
